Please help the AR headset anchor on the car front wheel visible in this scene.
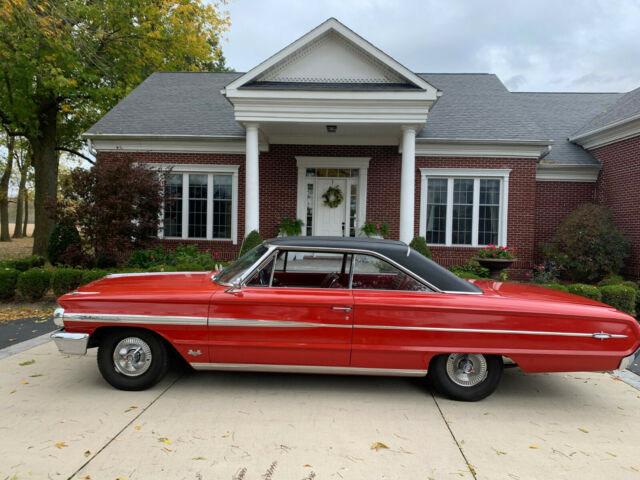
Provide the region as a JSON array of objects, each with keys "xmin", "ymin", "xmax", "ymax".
[
  {"xmin": 97, "ymin": 329, "xmax": 169, "ymax": 391},
  {"xmin": 429, "ymin": 353, "xmax": 503, "ymax": 401}
]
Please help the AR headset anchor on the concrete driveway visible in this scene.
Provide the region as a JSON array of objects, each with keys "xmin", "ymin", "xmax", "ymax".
[{"xmin": 2, "ymin": 342, "xmax": 640, "ymax": 480}]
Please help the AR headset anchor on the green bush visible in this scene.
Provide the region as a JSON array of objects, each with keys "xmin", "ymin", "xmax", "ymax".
[
  {"xmin": 17, "ymin": 269, "xmax": 52, "ymax": 301},
  {"xmin": 175, "ymin": 262, "xmax": 206, "ymax": 272},
  {"xmin": 538, "ymin": 283, "xmax": 569, "ymax": 292},
  {"xmin": 449, "ymin": 260, "xmax": 490, "ymax": 278},
  {"xmin": 409, "ymin": 236, "xmax": 432, "ymax": 259},
  {"xmin": 0, "ymin": 268, "xmax": 20, "ymax": 300},
  {"xmin": 598, "ymin": 275, "xmax": 623, "ymax": 287},
  {"xmin": 128, "ymin": 246, "xmax": 167, "ymax": 268},
  {"xmin": 454, "ymin": 272, "xmax": 483, "ymax": 279},
  {"xmin": 51, "ymin": 268, "xmax": 84, "ymax": 296},
  {"xmin": 620, "ymin": 280, "xmax": 638, "ymax": 291},
  {"xmin": 48, "ymin": 224, "xmax": 82, "ymax": 265},
  {"xmin": 128, "ymin": 244, "xmax": 216, "ymax": 270},
  {"xmin": 600, "ymin": 285, "xmax": 636, "ymax": 315},
  {"xmin": 567, "ymin": 283, "xmax": 602, "ymax": 302},
  {"xmin": 80, "ymin": 270, "xmax": 108, "ymax": 285},
  {"xmin": 541, "ymin": 204, "xmax": 630, "ymax": 282},
  {"xmin": 148, "ymin": 265, "xmax": 178, "ymax": 273},
  {"xmin": 6, "ymin": 255, "xmax": 46, "ymax": 272},
  {"xmin": 239, "ymin": 230, "xmax": 264, "ymax": 258}
]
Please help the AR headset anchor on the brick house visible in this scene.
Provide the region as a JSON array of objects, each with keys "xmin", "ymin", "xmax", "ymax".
[{"xmin": 84, "ymin": 19, "xmax": 640, "ymax": 278}]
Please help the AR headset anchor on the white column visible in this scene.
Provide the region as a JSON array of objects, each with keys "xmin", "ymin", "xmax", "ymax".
[
  {"xmin": 245, "ymin": 123, "xmax": 260, "ymax": 235},
  {"xmin": 399, "ymin": 126, "xmax": 416, "ymax": 243}
]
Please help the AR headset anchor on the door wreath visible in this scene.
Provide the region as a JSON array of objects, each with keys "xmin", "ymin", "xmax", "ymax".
[{"xmin": 322, "ymin": 185, "xmax": 344, "ymax": 208}]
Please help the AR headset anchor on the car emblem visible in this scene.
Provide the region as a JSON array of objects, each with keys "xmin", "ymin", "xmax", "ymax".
[{"xmin": 187, "ymin": 349, "xmax": 202, "ymax": 357}]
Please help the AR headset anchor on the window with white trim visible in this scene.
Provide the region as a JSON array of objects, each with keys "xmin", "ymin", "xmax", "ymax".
[
  {"xmin": 159, "ymin": 166, "xmax": 238, "ymax": 243},
  {"xmin": 420, "ymin": 169, "xmax": 510, "ymax": 247}
]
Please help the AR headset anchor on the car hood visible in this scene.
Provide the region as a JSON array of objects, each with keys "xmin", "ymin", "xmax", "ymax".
[{"xmin": 472, "ymin": 280, "xmax": 609, "ymax": 308}]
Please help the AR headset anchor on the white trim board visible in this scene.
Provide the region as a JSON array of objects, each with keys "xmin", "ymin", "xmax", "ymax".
[
  {"xmin": 535, "ymin": 165, "xmax": 601, "ymax": 183},
  {"xmin": 89, "ymin": 137, "xmax": 269, "ymax": 154},
  {"xmin": 569, "ymin": 114, "xmax": 640, "ymax": 150},
  {"xmin": 413, "ymin": 139, "xmax": 551, "ymax": 159}
]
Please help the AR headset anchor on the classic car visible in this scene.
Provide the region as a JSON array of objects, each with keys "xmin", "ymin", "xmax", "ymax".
[{"xmin": 52, "ymin": 237, "xmax": 640, "ymax": 401}]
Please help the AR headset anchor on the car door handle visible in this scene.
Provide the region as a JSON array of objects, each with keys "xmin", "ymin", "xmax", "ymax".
[{"xmin": 331, "ymin": 306, "xmax": 351, "ymax": 312}]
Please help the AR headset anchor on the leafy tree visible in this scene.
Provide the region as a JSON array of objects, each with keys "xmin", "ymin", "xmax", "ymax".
[
  {"xmin": 55, "ymin": 157, "xmax": 166, "ymax": 266},
  {"xmin": 0, "ymin": 0, "xmax": 231, "ymax": 256}
]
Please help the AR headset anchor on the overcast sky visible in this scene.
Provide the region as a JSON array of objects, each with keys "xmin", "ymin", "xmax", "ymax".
[{"xmin": 219, "ymin": 0, "xmax": 640, "ymax": 93}]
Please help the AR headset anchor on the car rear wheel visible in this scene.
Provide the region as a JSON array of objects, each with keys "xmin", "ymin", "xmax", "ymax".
[
  {"xmin": 97, "ymin": 329, "xmax": 169, "ymax": 391},
  {"xmin": 429, "ymin": 353, "xmax": 503, "ymax": 401}
]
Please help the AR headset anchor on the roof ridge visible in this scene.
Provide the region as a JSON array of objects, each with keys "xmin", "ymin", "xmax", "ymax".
[
  {"xmin": 513, "ymin": 91, "xmax": 623, "ymax": 95},
  {"xmin": 417, "ymin": 72, "xmax": 494, "ymax": 76}
]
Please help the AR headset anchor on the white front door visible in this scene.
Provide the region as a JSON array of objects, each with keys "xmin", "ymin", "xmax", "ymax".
[{"xmin": 315, "ymin": 178, "xmax": 348, "ymax": 236}]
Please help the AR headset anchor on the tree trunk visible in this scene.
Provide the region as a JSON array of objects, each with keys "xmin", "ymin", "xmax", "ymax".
[
  {"xmin": 0, "ymin": 135, "xmax": 15, "ymax": 242},
  {"xmin": 22, "ymin": 193, "xmax": 29, "ymax": 237},
  {"xmin": 30, "ymin": 103, "xmax": 59, "ymax": 257},
  {"xmin": 13, "ymin": 172, "xmax": 27, "ymax": 238}
]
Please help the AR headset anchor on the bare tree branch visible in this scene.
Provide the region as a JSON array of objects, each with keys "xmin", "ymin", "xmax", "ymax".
[{"xmin": 55, "ymin": 147, "xmax": 95, "ymax": 165}]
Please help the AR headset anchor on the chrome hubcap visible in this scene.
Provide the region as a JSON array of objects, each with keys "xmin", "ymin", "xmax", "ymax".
[
  {"xmin": 113, "ymin": 337, "xmax": 152, "ymax": 377},
  {"xmin": 445, "ymin": 353, "xmax": 488, "ymax": 387}
]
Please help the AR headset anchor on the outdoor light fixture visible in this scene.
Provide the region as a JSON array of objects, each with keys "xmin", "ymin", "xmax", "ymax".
[{"xmin": 326, "ymin": 125, "xmax": 337, "ymax": 133}]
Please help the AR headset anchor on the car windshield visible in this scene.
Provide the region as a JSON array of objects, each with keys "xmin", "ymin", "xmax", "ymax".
[{"xmin": 214, "ymin": 244, "xmax": 268, "ymax": 285}]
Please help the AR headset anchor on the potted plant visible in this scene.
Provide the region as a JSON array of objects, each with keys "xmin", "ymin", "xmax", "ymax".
[
  {"xmin": 474, "ymin": 244, "xmax": 517, "ymax": 280},
  {"xmin": 278, "ymin": 218, "xmax": 304, "ymax": 237},
  {"xmin": 361, "ymin": 220, "xmax": 390, "ymax": 239}
]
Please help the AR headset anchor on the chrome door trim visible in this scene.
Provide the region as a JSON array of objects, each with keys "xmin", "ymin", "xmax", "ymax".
[
  {"xmin": 62, "ymin": 312, "xmax": 208, "ymax": 326},
  {"xmin": 354, "ymin": 324, "xmax": 627, "ymax": 338},
  {"xmin": 210, "ymin": 318, "xmax": 352, "ymax": 328},
  {"xmin": 190, "ymin": 362, "xmax": 427, "ymax": 376}
]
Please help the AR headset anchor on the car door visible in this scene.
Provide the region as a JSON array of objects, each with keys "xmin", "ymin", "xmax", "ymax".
[
  {"xmin": 350, "ymin": 253, "xmax": 438, "ymax": 371},
  {"xmin": 208, "ymin": 249, "xmax": 354, "ymax": 367}
]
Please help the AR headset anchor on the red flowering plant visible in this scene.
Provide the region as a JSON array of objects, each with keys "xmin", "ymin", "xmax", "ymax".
[
  {"xmin": 476, "ymin": 244, "xmax": 517, "ymax": 259},
  {"xmin": 361, "ymin": 220, "xmax": 390, "ymax": 238}
]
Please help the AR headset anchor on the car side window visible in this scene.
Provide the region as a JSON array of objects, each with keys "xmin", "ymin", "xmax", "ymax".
[
  {"xmin": 351, "ymin": 254, "xmax": 431, "ymax": 292},
  {"xmin": 271, "ymin": 250, "xmax": 351, "ymax": 289}
]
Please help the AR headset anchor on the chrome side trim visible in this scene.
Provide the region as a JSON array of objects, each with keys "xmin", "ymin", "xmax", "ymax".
[
  {"xmin": 354, "ymin": 324, "xmax": 628, "ymax": 338},
  {"xmin": 190, "ymin": 362, "xmax": 427, "ymax": 377},
  {"xmin": 67, "ymin": 291, "xmax": 100, "ymax": 296},
  {"xmin": 51, "ymin": 330, "xmax": 90, "ymax": 355},
  {"xmin": 107, "ymin": 272, "xmax": 207, "ymax": 278},
  {"xmin": 210, "ymin": 318, "xmax": 352, "ymax": 328},
  {"xmin": 63, "ymin": 312, "xmax": 207, "ymax": 326}
]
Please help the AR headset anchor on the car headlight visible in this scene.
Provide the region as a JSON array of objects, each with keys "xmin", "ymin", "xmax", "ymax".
[{"xmin": 53, "ymin": 307, "xmax": 65, "ymax": 327}]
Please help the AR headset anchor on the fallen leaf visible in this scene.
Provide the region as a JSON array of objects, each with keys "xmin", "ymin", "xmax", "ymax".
[
  {"xmin": 60, "ymin": 419, "xmax": 66, "ymax": 423},
  {"xmin": 612, "ymin": 377, "xmax": 622, "ymax": 382},
  {"xmin": 606, "ymin": 451, "xmax": 617, "ymax": 457},
  {"xmin": 19, "ymin": 359, "xmax": 35, "ymax": 366},
  {"xmin": 370, "ymin": 442, "xmax": 389, "ymax": 451},
  {"xmin": 79, "ymin": 476, "xmax": 91, "ymax": 479},
  {"xmin": 29, "ymin": 374, "xmax": 43, "ymax": 378},
  {"xmin": 158, "ymin": 437, "xmax": 172, "ymax": 444},
  {"xmin": 84, "ymin": 450, "xmax": 91, "ymax": 457},
  {"xmin": 578, "ymin": 428, "xmax": 589, "ymax": 434},
  {"xmin": 55, "ymin": 442, "xmax": 68, "ymax": 449},
  {"xmin": 495, "ymin": 449, "xmax": 507, "ymax": 455},
  {"xmin": 163, "ymin": 447, "xmax": 172, "ymax": 452},
  {"xmin": 221, "ymin": 433, "xmax": 229, "ymax": 438},
  {"xmin": 124, "ymin": 405, "xmax": 138, "ymax": 413},
  {"xmin": 193, "ymin": 456, "xmax": 206, "ymax": 460},
  {"xmin": 529, "ymin": 445, "xmax": 538, "ymax": 449},
  {"xmin": 10, "ymin": 389, "xmax": 16, "ymax": 394},
  {"xmin": 631, "ymin": 466, "xmax": 639, "ymax": 472},
  {"xmin": 134, "ymin": 426, "xmax": 141, "ymax": 431},
  {"xmin": 303, "ymin": 464, "xmax": 312, "ymax": 467},
  {"xmin": 8, "ymin": 338, "xmax": 16, "ymax": 342},
  {"xmin": 115, "ymin": 478, "xmax": 129, "ymax": 480},
  {"xmin": 22, "ymin": 381, "xmax": 29, "ymax": 385}
]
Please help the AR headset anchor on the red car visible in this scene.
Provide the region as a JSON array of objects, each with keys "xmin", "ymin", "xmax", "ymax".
[{"xmin": 52, "ymin": 237, "xmax": 640, "ymax": 401}]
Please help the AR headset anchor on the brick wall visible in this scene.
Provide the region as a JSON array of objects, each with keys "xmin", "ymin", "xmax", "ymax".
[
  {"xmin": 415, "ymin": 157, "xmax": 538, "ymax": 278},
  {"xmin": 590, "ymin": 135, "xmax": 640, "ymax": 278},
  {"xmin": 533, "ymin": 181, "xmax": 595, "ymax": 262}
]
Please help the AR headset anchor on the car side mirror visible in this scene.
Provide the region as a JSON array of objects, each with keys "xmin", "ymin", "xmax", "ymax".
[{"xmin": 224, "ymin": 283, "xmax": 243, "ymax": 295}]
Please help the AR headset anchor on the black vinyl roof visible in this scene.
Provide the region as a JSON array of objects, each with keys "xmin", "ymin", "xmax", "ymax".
[{"xmin": 265, "ymin": 236, "xmax": 480, "ymax": 293}]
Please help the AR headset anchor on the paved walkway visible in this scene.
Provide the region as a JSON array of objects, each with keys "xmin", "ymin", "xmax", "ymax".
[{"xmin": 2, "ymin": 341, "xmax": 640, "ymax": 480}]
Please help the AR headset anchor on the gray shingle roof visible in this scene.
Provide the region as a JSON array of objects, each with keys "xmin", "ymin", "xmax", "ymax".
[
  {"xmin": 85, "ymin": 72, "xmax": 245, "ymax": 137},
  {"xmin": 572, "ymin": 86, "xmax": 640, "ymax": 138},
  {"xmin": 418, "ymin": 73, "xmax": 549, "ymax": 141},
  {"xmin": 513, "ymin": 92, "xmax": 622, "ymax": 165}
]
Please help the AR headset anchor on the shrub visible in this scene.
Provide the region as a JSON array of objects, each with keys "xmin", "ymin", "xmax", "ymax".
[
  {"xmin": 80, "ymin": 270, "xmax": 108, "ymax": 285},
  {"xmin": 567, "ymin": 283, "xmax": 602, "ymax": 302},
  {"xmin": 17, "ymin": 269, "xmax": 52, "ymax": 301},
  {"xmin": 454, "ymin": 272, "xmax": 483, "ymax": 279},
  {"xmin": 620, "ymin": 281, "xmax": 638, "ymax": 291},
  {"xmin": 278, "ymin": 218, "xmax": 304, "ymax": 236},
  {"xmin": 148, "ymin": 265, "xmax": 178, "ymax": 273},
  {"xmin": 48, "ymin": 224, "xmax": 82, "ymax": 265},
  {"xmin": 538, "ymin": 283, "xmax": 569, "ymax": 292},
  {"xmin": 361, "ymin": 220, "xmax": 389, "ymax": 238},
  {"xmin": 449, "ymin": 260, "xmax": 490, "ymax": 278},
  {"xmin": 600, "ymin": 285, "xmax": 636, "ymax": 315},
  {"xmin": 173, "ymin": 244, "xmax": 215, "ymax": 269},
  {"xmin": 175, "ymin": 262, "xmax": 206, "ymax": 271},
  {"xmin": 542, "ymin": 204, "xmax": 630, "ymax": 282},
  {"xmin": 128, "ymin": 246, "xmax": 168, "ymax": 268},
  {"xmin": 598, "ymin": 275, "xmax": 623, "ymax": 287},
  {"xmin": 58, "ymin": 244, "xmax": 95, "ymax": 269},
  {"xmin": 476, "ymin": 244, "xmax": 517, "ymax": 259},
  {"xmin": 239, "ymin": 230, "xmax": 264, "ymax": 258},
  {"xmin": 51, "ymin": 268, "xmax": 84, "ymax": 296},
  {"xmin": 409, "ymin": 236, "xmax": 432, "ymax": 259},
  {"xmin": 10, "ymin": 255, "xmax": 45, "ymax": 272},
  {"xmin": 0, "ymin": 268, "xmax": 20, "ymax": 300},
  {"xmin": 526, "ymin": 261, "xmax": 561, "ymax": 284}
]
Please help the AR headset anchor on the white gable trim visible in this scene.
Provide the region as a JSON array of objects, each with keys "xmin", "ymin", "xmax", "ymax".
[
  {"xmin": 223, "ymin": 18, "xmax": 438, "ymax": 94},
  {"xmin": 535, "ymin": 164, "xmax": 601, "ymax": 182},
  {"xmin": 86, "ymin": 135, "xmax": 269, "ymax": 154},
  {"xmin": 569, "ymin": 113, "xmax": 640, "ymax": 150},
  {"xmin": 412, "ymin": 138, "xmax": 552, "ymax": 159}
]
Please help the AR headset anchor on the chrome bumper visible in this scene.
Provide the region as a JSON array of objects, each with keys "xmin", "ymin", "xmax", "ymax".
[
  {"xmin": 51, "ymin": 330, "xmax": 90, "ymax": 356},
  {"xmin": 618, "ymin": 347, "xmax": 640, "ymax": 370}
]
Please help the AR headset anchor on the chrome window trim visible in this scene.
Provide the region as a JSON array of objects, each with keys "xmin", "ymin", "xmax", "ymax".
[
  {"xmin": 108, "ymin": 271, "xmax": 207, "ymax": 279},
  {"xmin": 190, "ymin": 362, "xmax": 427, "ymax": 377}
]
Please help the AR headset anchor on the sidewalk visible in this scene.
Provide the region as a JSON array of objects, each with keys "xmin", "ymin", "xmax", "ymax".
[{"xmin": 2, "ymin": 341, "xmax": 640, "ymax": 479}]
